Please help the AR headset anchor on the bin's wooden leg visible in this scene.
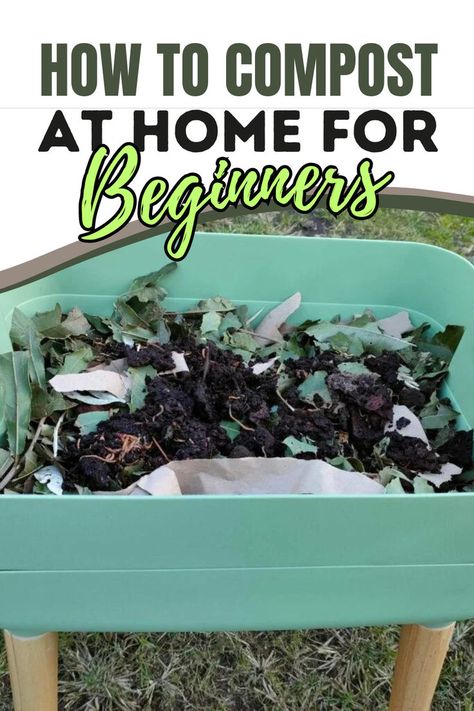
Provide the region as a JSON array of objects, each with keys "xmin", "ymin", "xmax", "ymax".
[
  {"xmin": 389, "ymin": 622, "xmax": 455, "ymax": 711},
  {"xmin": 3, "ymin": 630, "xmax": 58, "ymax": 711}
]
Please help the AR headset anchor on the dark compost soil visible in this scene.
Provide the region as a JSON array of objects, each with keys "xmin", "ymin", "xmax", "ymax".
[{"xmin": 63, "ymin": 336, "xmax": 472, "ymax": 492}]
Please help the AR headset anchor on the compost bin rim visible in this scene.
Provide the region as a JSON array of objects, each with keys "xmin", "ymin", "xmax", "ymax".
[
  {"xmin": 2, "ymin": 232, "xmax": 473, "ymax": 295},
  {"xmin": 2, "ymin": 492, "xmax": 474, "ymax": 502}
]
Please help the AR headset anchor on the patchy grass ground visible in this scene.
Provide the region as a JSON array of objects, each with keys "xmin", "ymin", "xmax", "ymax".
[
  {"xmin": 201, "ymin": 207, "xmax": 474, "ymax": 260},
  {"xmin": 1, "ymin": 625, "xmax": 474, "ymax": 710},
  {"xmin": 0, "ymin": 209, "xmax": 473, "ymax": 710}
]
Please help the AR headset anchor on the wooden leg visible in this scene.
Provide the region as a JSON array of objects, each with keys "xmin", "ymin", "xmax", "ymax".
[
  {"xmin": 389, "ymin": 622, "xmax": 455, "ymax": 711},
  {"xmin": 3, "ymin": 630, "xmax": 58, "ymax": 711}
]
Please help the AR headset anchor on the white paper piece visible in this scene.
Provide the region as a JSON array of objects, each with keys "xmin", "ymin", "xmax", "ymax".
[
  {"xmin": 136, "ymin": 468, "xmax": 182, "ymax": 495},
  {"xmin": 377, "ymin": 311, "xmax": 414, "ymax": 339},
  {"xmin": 110, "ymin": 457, "xmax": 384, "ymax": 496},
  {"xmin": 385, "ymin": 405, "xmax": 430, "ymax": 445},
  {"xmin": 254, "ymin": 293, "xmax": 301, "ymax": 344},
  {"xmin": 252, "ymin": 357, "xmax": 279, "ymax": 375},
  {"xmin": 157, "ymin": 351, "xmax": 190, "ymax": 375},
  {"xmin": 96, "ymin": 466, "xmax": 182, "ymax": 496},
  {"xmin": 50, "ymin": 370, "xmax": 129, "ymax": 400},
  {"xmin": 171, "ymin": 351, "xmax": 189, "ymax": 373},
  {"xmin": 420, "ymin": 462, "xmax": 463, "ymax": 487},
  {"xmin": 66, "ymin": 391, "xmax": 125, "ymax": 405},
  {"xmin": 89, "ymin": 358, "xmax": 129, "ymax": 374},
  {"xmin": 34, "ymin": 465, "xmax": 63, "ymax": 495}
]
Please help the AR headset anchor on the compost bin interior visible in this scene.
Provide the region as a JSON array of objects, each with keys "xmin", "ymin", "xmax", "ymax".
[{"xmin": 0, "ymin": 233, "xmax": 473, "ymax": 633}]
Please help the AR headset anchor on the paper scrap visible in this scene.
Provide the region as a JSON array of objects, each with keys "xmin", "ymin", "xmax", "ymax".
[
  {"xmin": 89, "ymin": 358, "xmax": 129, "ymax": 374},
  {"xmin": 50, "ymin": 370, "xmax": 129, "ymax": 400},
  {"xmin": 96, "ymin": 466, "xmax": 182, "ymax": 496},
  {"xmin": 107, "ymin": 457, "xmax": 384, "ymax": 496},
  {"xmin": 385, "ymin": 405, "xmax": 430, "ymax": 445},
  {"xmin": 171, "ymin": 351, "xmax": 189, "ymax": 373},
  {"xmin": 34, "ymin": 465, "xmax": 64, "ymax": 495},
  {"xmin": 377, "ymin": 311, "xmax": 414, "ymax": 339},
  {"xmin": 252, "ymin": 357, "xmax": 279, "ymax": 375},
  {"xmin": 66, "ymin": 391, "xmax": 126, "ymax": 405},
  {"xmin": 420, "ymin": 462, "xmax": 463, "ymax": 487},
  {"xmin": 254, "ymin": 293, "xmax": 301, "ymax": 344}
]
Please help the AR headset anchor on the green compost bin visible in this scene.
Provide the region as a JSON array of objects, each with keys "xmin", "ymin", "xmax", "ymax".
[{"xmin": 0, "ymin": 233, "xmax": 472, "ymax": 635}]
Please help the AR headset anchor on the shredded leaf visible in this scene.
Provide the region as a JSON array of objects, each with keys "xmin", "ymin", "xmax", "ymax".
[
  {"xmin": 0, "ymin": 352, "xmax": 32, "ymax": 457},
  {"xmin": 284, "ymin": 436, "xmax": 318, "ymax": 456},
  {"xmin": 297, "ymin": 371, "xmax": 331, "ymax": 404}
]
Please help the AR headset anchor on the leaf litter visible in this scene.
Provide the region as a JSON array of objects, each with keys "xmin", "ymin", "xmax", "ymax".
[{"xmin": 0, "ymin": 264, "xmax": 471, "ymax": 496}]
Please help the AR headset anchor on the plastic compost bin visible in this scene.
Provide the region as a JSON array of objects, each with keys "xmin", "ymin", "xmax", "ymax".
[{"xmin": 0, "ymin": 232, "xmax": 473, "ymax": 635}]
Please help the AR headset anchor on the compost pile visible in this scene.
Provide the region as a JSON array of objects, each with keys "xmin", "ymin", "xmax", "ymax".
[{"xmin": 0, "ymin": 264, "xmax": 472, "ymax": 495}]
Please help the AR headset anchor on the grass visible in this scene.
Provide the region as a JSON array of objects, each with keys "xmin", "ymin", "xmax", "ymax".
[
  {"xmin": 1, "ymin": 625, "xmax": 474, "ymax": 709},
  {"xmin": 201, "ymin": 207, "xmax": 474, "ymax": 260},
  {"xmin": 0, "ymin": 208, "xmax": 473, "ymax": 709}
]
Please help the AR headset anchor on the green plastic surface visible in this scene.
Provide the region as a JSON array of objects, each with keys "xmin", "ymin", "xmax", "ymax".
[{"xmin": 0, "ymin": 233, "xmax": 473, "ymax": 633}]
